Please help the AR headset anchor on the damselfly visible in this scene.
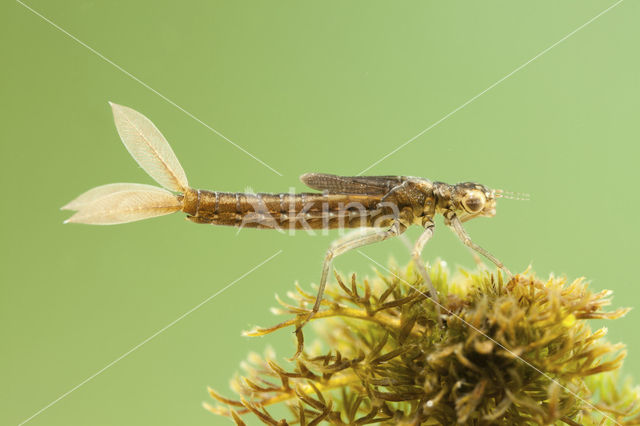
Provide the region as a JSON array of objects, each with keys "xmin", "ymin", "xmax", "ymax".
[{"xmin": 63, "ymin": 104, "xmax": 524, "ymax": 326}]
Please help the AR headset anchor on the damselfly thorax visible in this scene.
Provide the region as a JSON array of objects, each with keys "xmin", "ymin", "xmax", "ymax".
[{"xmin": 63, "ymin": 104, "xmax": 524, "ymax": 330}]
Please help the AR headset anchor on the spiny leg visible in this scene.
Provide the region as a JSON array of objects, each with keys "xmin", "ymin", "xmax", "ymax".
[
  {"xmin": 468, "ymin": 248, "xmax": 488, "ymax": 271},
  {"xmin": 298, "ymin": 222, "xmax": 407, "ymax": 330},
  {"xmin": 409, "ymin": 222, "xmax": 443, "ymax": 325},
  {"xmin": 448, "ymin": 214, "xmax": 513, "ymax": 279}
]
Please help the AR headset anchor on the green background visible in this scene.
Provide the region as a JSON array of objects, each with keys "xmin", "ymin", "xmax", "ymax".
[{"xmin": 2, "ymin": 1, "xmax": 639, "ymax": 424}]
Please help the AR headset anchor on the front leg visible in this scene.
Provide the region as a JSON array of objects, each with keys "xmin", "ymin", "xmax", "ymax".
[{"xmin": 447, "ymin": 213, "xmax": 513, "ymax": 278}]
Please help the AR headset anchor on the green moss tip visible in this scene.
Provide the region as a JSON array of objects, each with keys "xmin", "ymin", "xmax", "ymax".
[{"xmin": 207, "ymin": 262, "xmax": 638, "ymax": 425}]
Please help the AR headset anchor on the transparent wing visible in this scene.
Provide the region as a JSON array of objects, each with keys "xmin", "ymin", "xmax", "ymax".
[
  {"xmin": 110, "ymin": 102, "xmax": 189, "ymax": 192},
  {"xmin": 61, "ymin": 183, "xmax": 167, "ymax": 211},
  {"xmin": 63, "ymin": 186, "xmax": 182, "ymax": 225},
  {"xmin": 300, "ymin": 173, "xmax": 405, "ymax": 195}
]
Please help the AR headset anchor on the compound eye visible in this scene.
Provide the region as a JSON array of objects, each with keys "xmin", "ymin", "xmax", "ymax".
[{"xmin": 463, "ymin": 190, "xmax": 486, "ymax": 213}]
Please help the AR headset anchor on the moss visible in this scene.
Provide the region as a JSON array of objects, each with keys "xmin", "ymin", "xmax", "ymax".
[{"xmin": 205, "ymin": 262, "xmax": 638, "ymax": 425}]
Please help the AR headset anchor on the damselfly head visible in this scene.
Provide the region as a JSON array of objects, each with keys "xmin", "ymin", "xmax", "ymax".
[{"xmin": 453, "ymin": 182, "xmax": 497, "ymax": 220}]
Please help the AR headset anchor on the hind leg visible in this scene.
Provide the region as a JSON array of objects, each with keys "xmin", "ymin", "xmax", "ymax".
[{"xmin": 298, "ymin": 221, "xmax": 407, "ymax": 330}]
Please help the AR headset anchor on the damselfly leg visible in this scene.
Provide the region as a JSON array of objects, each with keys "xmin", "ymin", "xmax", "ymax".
[
  {"xmin": 296, "ymin": 222, "xmax": 407, "ymax": 331},
  {"xmin": 447, "ymin": 214, "xmax": 513, "ymax": 278}
]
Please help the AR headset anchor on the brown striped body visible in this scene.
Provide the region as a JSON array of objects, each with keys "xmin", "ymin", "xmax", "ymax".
[{"xmin": 182, "ymin": 188, "xmax": 398, "ymax": 229}]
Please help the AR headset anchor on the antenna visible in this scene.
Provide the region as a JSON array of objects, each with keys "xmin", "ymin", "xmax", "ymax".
[{"xmin": 495, "ymin": 189, "xmax": 530, "ymax": 201}]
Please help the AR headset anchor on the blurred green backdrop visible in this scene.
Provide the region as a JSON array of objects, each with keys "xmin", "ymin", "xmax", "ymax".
[{"xmin": 2, "ymin": 1, "xmax": 639, "ymax": 425}]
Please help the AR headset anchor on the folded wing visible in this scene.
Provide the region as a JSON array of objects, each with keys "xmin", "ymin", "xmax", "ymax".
[{"xmin": 300, "ymin": 173, "xmax": 405, "ymax": 195}]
